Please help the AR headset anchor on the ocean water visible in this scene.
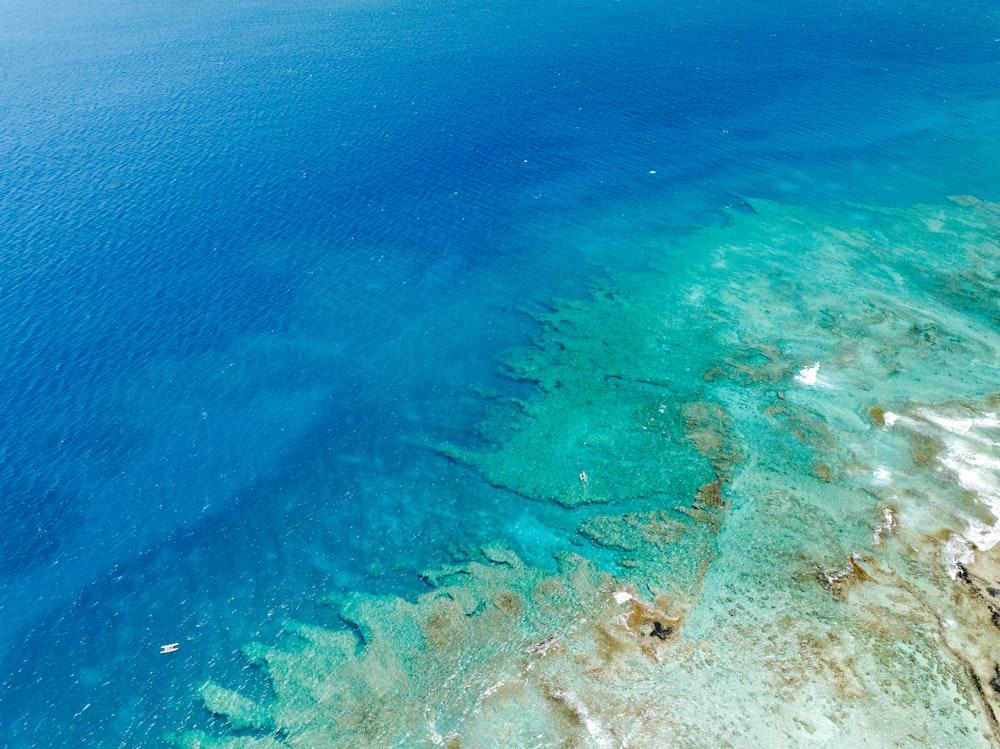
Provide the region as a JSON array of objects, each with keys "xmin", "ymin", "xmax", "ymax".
[{"xmin": 1, "ymin": 0, "xmax": 999, "ymax": 745}]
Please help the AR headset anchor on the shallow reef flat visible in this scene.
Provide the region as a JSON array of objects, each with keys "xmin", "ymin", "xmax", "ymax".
[{"xmin": 177, "ymin": 195, "xmax": 1000, "ymax": 748}]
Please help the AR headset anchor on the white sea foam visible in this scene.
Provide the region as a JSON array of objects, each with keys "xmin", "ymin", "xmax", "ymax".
[
  {"xmin": 794, "ymin": 362, "xmax": 820, "ymax": 386},
  {"xmin": 426, "ymin": 717, "xmax": 445, "ymax": 745},
  {"xmin": 478, "ymin": 680, "xmax": 504, "ymax": 702},
  {"xmin": 794, "ymin": 361, "xmax": 837, "ymax": 389},
  {"xmin": 944, "ymin": 533, "xmax": 977, "ymax": 579},
  {"xmin": 549, "ymin": 688, "xmax": 614, "ymax": 749},
  {"xmin": 917, "ymin": 408, "xmax": 1000, "ymax": 435},
  {"xmin": 917, "ymin": 407, "xmax": 1000, "ymax": 578},
  {"xmin": 872, "ymin": 466, "xmax": 892, "ymax": 485},
  {"xmin": 939, "ymin": 438, "xmax": 1000, "ymax": 505},
  {"xmin": 873, "ymin": 505, "xmax": 896, "ymax": 545},
  {"xmin": 962, "ymin": 518, "xmax": 1000, "ymax": 553},
  {"xmin": 612, "ymin": 590, "xmax": 633, "ymax": 605}
]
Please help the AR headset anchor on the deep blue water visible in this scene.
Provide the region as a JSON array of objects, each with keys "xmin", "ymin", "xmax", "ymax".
[{"xmin": 1, "ymin": 0, "xmax": 998, "ymax": 744}]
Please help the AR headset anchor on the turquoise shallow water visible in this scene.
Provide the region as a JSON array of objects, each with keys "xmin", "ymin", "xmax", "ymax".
[
  {"xmin": 181, "ymin": 193, "xmax": 1000, "ymax": 748},
  {"xmin": 1, "ymin": 0, "xmax": 999, "ymax": 745}
]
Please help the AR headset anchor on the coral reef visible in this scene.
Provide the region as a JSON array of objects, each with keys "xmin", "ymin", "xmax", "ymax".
[{"xmin": 178, "ymin": 196, "xmax": 1000, "ymax": 748}]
